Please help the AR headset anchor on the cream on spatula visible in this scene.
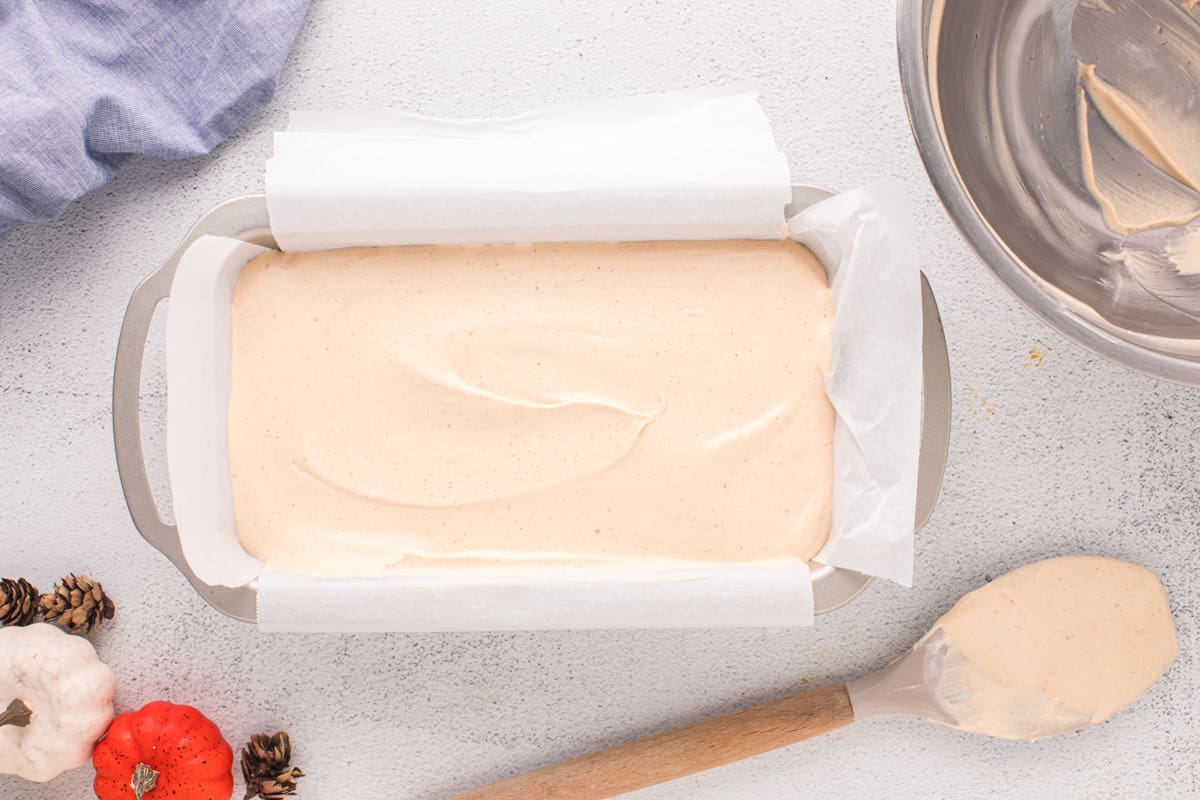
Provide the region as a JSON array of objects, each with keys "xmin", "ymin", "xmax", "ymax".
[{"xmin": 452, "ymin": 555, "xmax": 1177, "ymax": 800}]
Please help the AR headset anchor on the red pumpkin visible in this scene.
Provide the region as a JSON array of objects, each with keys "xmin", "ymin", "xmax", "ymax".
[{"xmin": 92, "ymin": 701, "xmax": 234, "ymax": 800}]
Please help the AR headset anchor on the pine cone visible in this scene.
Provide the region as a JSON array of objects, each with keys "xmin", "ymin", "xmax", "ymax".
[
  {"xmin": 38, "ymin": 574, "xmax": 115, "ymax": 635},
  {"xmin": 242, "ymin": 731, "xmax": 305, "ymax": 799},
  {"xmin": 0, "ymin": 578, "xmax": 40, "ymax": 626}
]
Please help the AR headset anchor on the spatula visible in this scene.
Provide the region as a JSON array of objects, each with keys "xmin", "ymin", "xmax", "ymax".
[
  {"xmin": 450, "ymin": 555, "xmax": 1176, "ymax": 800},
  {"xmin": 446, "ymin": 633, "xmax": 949, "ymax": 800}
]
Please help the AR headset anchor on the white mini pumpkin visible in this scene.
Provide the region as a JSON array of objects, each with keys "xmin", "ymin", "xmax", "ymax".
[{"xmin": 0, "ymin": 623, "xmax": 116, "ymax": 782}]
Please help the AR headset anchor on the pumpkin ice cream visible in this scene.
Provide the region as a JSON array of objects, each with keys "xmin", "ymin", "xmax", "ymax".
[{"xmin": 228, "ymin": 241, "xmax": 835, "ymax": 577}]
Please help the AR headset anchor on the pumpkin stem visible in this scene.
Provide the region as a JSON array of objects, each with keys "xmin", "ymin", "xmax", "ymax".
[
  {"xmin": 131, "ymin": 763, "xmax": 159, "ymax": 800},
  {"xmin": 0, "ymin": 698, "xmax": 32, "ymax": 728}
]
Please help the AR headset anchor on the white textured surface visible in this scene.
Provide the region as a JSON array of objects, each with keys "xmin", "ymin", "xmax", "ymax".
[{"xmin": 0, "ymin": 0, "xmax": 1197, "ymax": 797}]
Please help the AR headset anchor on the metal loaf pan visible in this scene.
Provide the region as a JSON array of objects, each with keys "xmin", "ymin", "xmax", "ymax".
[{"xmin": 113, "ymin": 188, "xmax": 952, "ymax": 625}]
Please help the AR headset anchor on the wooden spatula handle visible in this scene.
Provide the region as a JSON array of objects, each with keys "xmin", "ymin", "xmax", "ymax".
[{"xmin": 451, "ymin": 683, "xmax": 854, "ymax": 800}]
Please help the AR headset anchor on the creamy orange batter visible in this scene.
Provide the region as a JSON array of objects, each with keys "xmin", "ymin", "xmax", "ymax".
[
  {"xmin": 927, "ymin": 555, "xmax": 1177, "ymax": 740},
  {"xmin": 1076, "ymin": 63, "xmax": 1200, "ymax": 235},
  {"xmin": 229, "ymin": 241, "xmax": 834, "ymax": 576}
]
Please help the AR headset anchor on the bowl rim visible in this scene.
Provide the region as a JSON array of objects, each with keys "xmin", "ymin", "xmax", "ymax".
[{"xmin": 895, "ymin": 0, "xmax": 1200, "ymax": 387}]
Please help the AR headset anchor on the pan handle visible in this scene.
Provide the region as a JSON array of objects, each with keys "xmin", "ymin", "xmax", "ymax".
[
  {"xmin": 112, "ymin": 261, "xmax": 179, "ymax": 557},
  {"xmin": 112, "ymin": 245, "xmax": 258, "ymax": 623}
]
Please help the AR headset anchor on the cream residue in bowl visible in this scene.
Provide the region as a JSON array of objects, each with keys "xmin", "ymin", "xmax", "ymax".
[{"xmin": 1076, "ymin": 62, "xmax": 1200, "ymax": 236}]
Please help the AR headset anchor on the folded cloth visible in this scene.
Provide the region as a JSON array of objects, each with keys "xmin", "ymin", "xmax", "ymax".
[{"xmin": 0, "ymin": 0, "xmax": 310, "ymax": 237}]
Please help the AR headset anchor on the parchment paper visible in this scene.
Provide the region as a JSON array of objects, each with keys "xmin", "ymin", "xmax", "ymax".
[
  {"xmin": 790, "ymin": 182, "xmax": 922, "ymax": 586},
  {"xmin": 266, "ymin": 86, "xmax": 792, "ymax": 249}
]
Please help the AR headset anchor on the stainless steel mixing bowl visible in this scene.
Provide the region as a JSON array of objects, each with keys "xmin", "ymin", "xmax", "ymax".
[{"xmin": 897, "ymin": 0, "xmax": 1200, "ymax": 386}]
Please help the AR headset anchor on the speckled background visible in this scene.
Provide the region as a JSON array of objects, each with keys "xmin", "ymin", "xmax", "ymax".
[{"xmin": 2, "ymin": 0, "xmax": 1197, "ymax": 797}]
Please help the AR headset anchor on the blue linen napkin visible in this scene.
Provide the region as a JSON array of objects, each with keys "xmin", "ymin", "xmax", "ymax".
[{"xmin": 0, "ymin": 0, "xmax": 310, "ymax": 237}]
